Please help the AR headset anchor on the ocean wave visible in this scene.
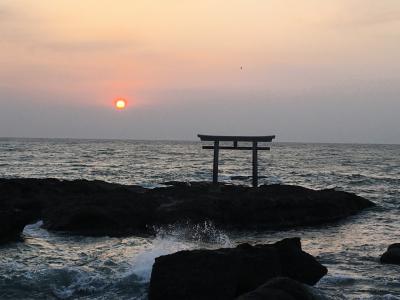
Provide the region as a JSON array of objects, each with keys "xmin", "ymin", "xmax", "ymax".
[
  {"xmin": 344, "ymin": 173, "xmax": 400, "ymax": 184},
  {"xmin": 1, "ymin": 141, "xmax": 400, "ymax": 299},
  {"xmin": 319, "ymin": 274, "xmax": 357, "ymax": 286},
  {"xmin": 131, "ymin": 221, "xmax": 231, "ymax": 282},
  {"xmin": 358, "ymin": 295, "xmax": 400, "ymax": 300}
]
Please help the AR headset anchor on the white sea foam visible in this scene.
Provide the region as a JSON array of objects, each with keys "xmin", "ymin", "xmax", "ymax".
[
  {"xmin": 131, "ymin": 221, "xmax": 232, "ymax": 282},
  {"xmin": 23, "ymin": 220, "xmax": 44, "ymax": 234}
]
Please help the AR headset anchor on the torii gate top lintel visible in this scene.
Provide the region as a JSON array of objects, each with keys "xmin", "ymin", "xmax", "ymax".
[
  {"xmin": 198, "ymin": 134, "xmax": 275, "ymax": 142},
  {"xmin": 198, "ymin": 134, "xmax": 276, "ymax": 187}
]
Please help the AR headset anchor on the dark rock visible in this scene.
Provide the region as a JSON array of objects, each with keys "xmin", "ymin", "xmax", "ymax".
[
  {"xmin": 151, "ymin": 183, "xmax": 375, "ymax": 230},
  {"xmin": 148, "ymin": 237, "xmax": 327, "ymax": 300},
  {"xmin": 236, "ymin": 277, "xmax": 325, "ymax": 300},
  {"xmin": 380, "ymin": 243, "xmax": 400, "ymax": 264},
  {"xmin": 0, "ymin": 178, "xmax": 151, "ymax": 240},
  {"xmin": 0, "ymin": 209, "xmax": 38, "ymax": 244},
  {"xmin": 0, "ymin": 178, "xmax": 374, "ymax": 239},
  {"xmin": 163, "ymin": 181, "xmax": 192, "ymax": 187}
]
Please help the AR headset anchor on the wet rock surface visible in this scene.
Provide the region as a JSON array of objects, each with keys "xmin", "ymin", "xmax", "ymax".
[
  {"xmin": 148, "ymin": 238, "xmax": 327, "ymax": 300},
  {"xmin": 0, "ymin": 178, "xmax": 374, "ymax": 241}
]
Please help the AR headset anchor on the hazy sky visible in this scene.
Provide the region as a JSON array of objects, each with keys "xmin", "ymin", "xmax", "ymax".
[{"xmin": 1, "ymin": 0, "xmax": 399, "ymax": 143}]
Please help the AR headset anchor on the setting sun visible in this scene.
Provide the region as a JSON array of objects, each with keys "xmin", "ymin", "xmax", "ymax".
[{"xmin": 115, "ymin": 99, "xmax": 127, "ymax": 110}]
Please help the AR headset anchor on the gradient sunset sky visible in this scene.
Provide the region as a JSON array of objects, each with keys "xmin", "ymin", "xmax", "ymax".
[{"xmin": 1, "ymin": 0, "xmax": 399, "ymax": 143}]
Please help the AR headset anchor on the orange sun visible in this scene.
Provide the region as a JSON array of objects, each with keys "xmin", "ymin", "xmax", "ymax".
[{"xmin": 114, "ymin": 98, "xmax": 127, "ymax": 110}]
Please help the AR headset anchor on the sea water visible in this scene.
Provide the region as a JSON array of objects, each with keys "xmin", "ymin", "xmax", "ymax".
[{"xmin": 0, "ymin": 138, "xmax": 399, "ymax": 299}]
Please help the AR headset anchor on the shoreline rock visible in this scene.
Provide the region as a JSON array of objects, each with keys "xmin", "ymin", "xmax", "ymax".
[
  {"xmin": 0, "ymin": 209, "xmax": 38, "ymax": 244},
  {"xmin": 236, "ymin": 277, "xmax": 328, "ymax": 300},
  {"xmin": 153, "ymin": 182, "xmax": 374, "ymax": 230},
  {"xmin": 0, "ymin": 178, "xmax": 375, "ymax": 241},
  {"xmin": 380, "ymin": 243, "xmax": 400, "ymax": 265},
  {"xmin": 148, "ymin": 238, "xmax": 327, "ymax": 300}
]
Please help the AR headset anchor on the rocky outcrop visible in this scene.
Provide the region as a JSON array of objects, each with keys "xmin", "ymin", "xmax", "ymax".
[
  {"xmin": 0, "ymin": 180, "xmax": 43, "ymax": 243},
  {"xmin": 380, "ymin": 243, "xmax": 400, "ymax": 265},
  {"xmin": 0, "ymin": 178, "xmax": 374, "ymax": 241},
  {"xmin": 148, "ymin": 238, "xmax": 327, "ymax": 300},
  {"xmin": 152, "ymin": 182, "xmax": 374, "ymax": 230},
  {"xmin": 0, "ymin": 178, "xmax": 150, "ymax": 238},
  {"xmin": 0, "ymin": 209, "xmax": 39, "ymax": 244},
  {"xmin": 236, "ymin": 277, "xmax": 327, "ymax": 300}
]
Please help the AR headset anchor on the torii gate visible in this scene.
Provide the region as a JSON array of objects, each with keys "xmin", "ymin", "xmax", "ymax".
[{"xmin": 198, "ymin": 134, "xmax": 275, "ymax": 187}]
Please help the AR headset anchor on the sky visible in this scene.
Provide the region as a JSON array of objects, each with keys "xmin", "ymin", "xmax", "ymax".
[{"xmin": 0, "ymin": 0, "xmax": 399, "ymax": 143}]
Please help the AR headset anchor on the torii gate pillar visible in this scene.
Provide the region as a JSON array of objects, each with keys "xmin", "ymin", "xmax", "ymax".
[{"xmin": 198, "ymin": 134, "xmax": 276, "ymax": 187}]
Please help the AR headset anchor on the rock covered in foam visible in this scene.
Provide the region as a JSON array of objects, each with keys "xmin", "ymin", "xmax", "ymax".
[{"xmin": 148, "ymin": 237, "xmax": 327, "ymax": 300}]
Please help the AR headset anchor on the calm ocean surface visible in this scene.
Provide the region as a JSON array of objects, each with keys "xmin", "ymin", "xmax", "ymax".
[{"xmin": 0, "ymin": 138, "xmax": 399, "ymax": 299}]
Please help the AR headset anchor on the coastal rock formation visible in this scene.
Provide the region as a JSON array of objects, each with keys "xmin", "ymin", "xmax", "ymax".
[
  {"xmin": 0, "ymin": 178, "xmax": 150, "ymax": 238},
  {"xmin": 0, "ymin": 180, "xmax": 42, "ymax": 243},
  {"xmin": 380, "ymin": 243, "xmax": 400, "ymax": 265},
  {"xmin": 0, "ymin": 209, "xmax": 38, "ymax": 244},
  {"xmin": 148, "ymin": 238, "xmax": 327, "ymax": 300},
  {"xmin": 0, "ymin": 178, "xmax": 374, "ymax": 241},
  {"xmin": 153, "ymin": 182, "xmax": 374, "ymax": 230},
  {"xmin": 236, "ymin": 277, "xmax": 327, "ymax": 300}
]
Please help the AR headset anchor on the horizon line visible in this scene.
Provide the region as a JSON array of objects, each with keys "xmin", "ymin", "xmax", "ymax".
[{"xmin": 0, "ymin": 136, "xmax": 399, "ymax": 146}]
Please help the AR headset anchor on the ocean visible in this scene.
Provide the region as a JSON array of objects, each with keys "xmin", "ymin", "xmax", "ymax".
[{"xmin": 0, "ymin": 138, "xmax": 399, "ymax": 299}]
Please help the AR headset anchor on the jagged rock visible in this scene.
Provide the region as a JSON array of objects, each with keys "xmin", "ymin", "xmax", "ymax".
[
  {"xmin": 148, "ymin": 238, "xmax": 327, "ymax": 300},
  {"xmin": 0, "ymin": 178, "xmax": 374, "ymax": 240},
  {"xmin": 380, "ymin": 243, "xmax": 400, "ymax": 265}
]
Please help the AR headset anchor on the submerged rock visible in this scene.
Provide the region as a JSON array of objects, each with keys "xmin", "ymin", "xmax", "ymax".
[
  {"xmin": 148, "ymin": 238, "xmax": 327, "ymax": 300},
  {"xmin": 380, "ymin": 243, "xmax": 400, "ymax": 265},
  {"xmin": 236, "ymin": 277, "xmax": 327, "ymax": 300},
  {"xmin": 0, "ymin": 178, "xmax": 374, "ymax": 240}
]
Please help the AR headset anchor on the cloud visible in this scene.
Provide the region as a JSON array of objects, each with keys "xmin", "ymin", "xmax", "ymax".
[
  {"xmin": 0, "ymin": 2, "xmax": 137, "ymax": 55},
  {"xmin": 330, "ymin": 1, "xmax": 400, "ymax": 28},
  {"xmin": 349, "ymin": 11, "xmax": 400, "ymax": 27},
  {"xmin": 37, "ymin": 39, "xmax": 134, "ymax": 53},
  {"xmin": 0, "ymin": 26, "xmax": 135, "ymax": 58},
  {"xmin": 0, "ymin": 4, "xmax": 13, "ymax": 20}
]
